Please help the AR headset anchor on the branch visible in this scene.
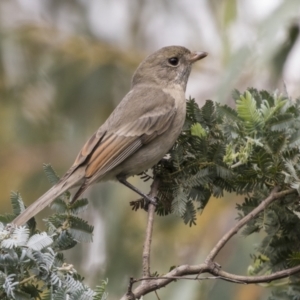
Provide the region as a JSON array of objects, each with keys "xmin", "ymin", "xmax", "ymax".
[
  {"xmin": 120, "ymin": 262, "xmax": 300, "ymax": 300},
  {"xmin": 216, "ymin": 266, "xmax": 300, "ymax": 283},
  {"xmin": 205, "ymin": 187, "xmax": 294, "ymax": 262},
  {"xmin": 142, "ymin": 178, "xmax": 159, "ymax": 279},
  {"xmin": 120, "ymin": 187, "xmax": 298, "ymax": 299},
  {"xmin": 120, "ymin": 264, "xmax": 210, "ymax": 300}
]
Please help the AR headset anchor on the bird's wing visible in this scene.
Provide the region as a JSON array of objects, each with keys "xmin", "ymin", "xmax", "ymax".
[
  {"xmin": 70, "ymin": 87, "xmax": 178, "ymax": 181},
  {"xmin": 85, "ymin": 106, "xmax": 176, "ymax": 178}
]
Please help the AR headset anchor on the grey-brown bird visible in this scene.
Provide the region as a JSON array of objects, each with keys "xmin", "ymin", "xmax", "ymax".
[{"xmin": 12, "ymin": 45, "xmax": 207, "ymax": 226}]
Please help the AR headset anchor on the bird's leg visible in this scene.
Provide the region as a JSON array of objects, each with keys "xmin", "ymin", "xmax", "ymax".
[{"xmin": 117, "ymin": 176, "xmax": 157, "ymax": 206}]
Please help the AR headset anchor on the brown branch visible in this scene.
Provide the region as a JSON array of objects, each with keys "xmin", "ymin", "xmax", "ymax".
[
  {"xmin": 142, "ymin": 178, "xmax": 160, "ymax": 279},
  {"xmin": 134, "ymin": 275, "xmax": 228, "ymax": 282},
  {"xmin": 136, "ymin": 263, "xmax": 300, "ymax": 284},
  {"xmin": 120, "ymin": 264, "xmax": 210, "ymax": 300},
  {"xmin": 205, "ymin": 187, "xmax": 294, "ymax": 263},
  {"xmin": 215, "ymin": 266, "xmax": 300, "ymax": 283},
  {"xmin": 125, "ymin": 277, "xmax": 135, "ymax": 299},
  {"xmin": 120, "ymin": 187, "xmax": 298, "ymax": 299},
  {"xmin": 120, "ymin": 262, "xmax": 300, "ymax": 300}
]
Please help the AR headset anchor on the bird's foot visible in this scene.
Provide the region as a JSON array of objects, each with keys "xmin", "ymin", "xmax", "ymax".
[{"xmin": 118, "ymin": 176, "xmax": 158, "ymax": 207}]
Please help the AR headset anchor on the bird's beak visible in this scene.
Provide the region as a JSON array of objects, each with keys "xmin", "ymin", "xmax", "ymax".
[{"xmin": 188, "ymin": 51, "xmax": 208, "ymax": 63}]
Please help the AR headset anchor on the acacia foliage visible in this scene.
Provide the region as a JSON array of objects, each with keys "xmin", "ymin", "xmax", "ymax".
[
  {"xmin": 155, "ymin": 88, "xmax": 300, "ymax": 225},
  {"xmin": 0, "ymin": 166, "xmax": 108, "ymax": 300},
  {"xmin": 155, "ymin": 88, "xmax": 300, "ymax": 298}
]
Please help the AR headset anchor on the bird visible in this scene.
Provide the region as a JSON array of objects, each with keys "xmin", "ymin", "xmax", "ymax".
[{"xmin": 12, "ymin": 45, "xmax": 207, "ymax": 226}]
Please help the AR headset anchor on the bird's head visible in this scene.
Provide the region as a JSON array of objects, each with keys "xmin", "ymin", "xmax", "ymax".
[{"xmin": 132, "ymin": 45, "xmax": 207, "ymax": 91}]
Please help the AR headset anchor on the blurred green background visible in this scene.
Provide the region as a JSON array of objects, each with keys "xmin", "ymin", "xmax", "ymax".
[{"xmin": 0, "ymin": 0, "xmax": 300, "ymax": 299}]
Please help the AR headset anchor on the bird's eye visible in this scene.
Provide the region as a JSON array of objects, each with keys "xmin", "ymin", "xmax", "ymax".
[{"xmin": 168, "ymin": 57, "xmax": 179, "ymax": 66}]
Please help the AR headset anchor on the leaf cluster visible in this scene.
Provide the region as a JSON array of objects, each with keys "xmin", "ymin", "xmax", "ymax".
[
  {"xmin": 0, "ymin": 166, "xmax": 108, "ymax": 300},
  {"xmin": 155, "ymin": 88, "xmax": 300, "ymax": 298},
  {"xmin": 154, "ymin": 98, "xmax": 232, "ymax": 226},
  {"xmin": 154, "ymin": 89, "xmax": 300, "ymax": 228}
]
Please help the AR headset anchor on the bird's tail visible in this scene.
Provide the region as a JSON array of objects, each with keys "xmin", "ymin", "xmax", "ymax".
[{"xmin": 12, "ymin": 176, "xmax": 78, "ymax": 227}]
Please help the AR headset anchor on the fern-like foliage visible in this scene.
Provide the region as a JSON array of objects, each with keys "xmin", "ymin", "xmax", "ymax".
[
  {"xmin": 155, "ymin": 90, "xmax": 300, "ymax": 227},
  {"xmin": 155, "ymin": 98, "xmax": 231, "ymax": 225},
  {"xmin": 0, "ymin": 166, "xmax": 107, "ymax": 300},
  {"xmin": 155, "ymin": 89, "xmax": 300, "ymax": 298},
  {"xmin": 93, "ymin": 279, "xmax": 109, "ymax": 300}
]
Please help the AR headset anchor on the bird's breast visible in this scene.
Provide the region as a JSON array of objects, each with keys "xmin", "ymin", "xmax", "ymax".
[{"xmin": 162, "ymin": 85, "xmax": 186, "ymax": 109}]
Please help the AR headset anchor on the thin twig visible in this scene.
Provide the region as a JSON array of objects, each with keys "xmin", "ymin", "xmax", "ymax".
[
  {"xmin": 134, "ymin": 275, "xmax": 221, "ymax": 282},
  {"xmin": 215, "ymin": 266, "xmax": 300, "ymax": 283},
  {"xmin": 142, "ymin": 178, "xmax": 160, "ymax": 279},
  {"xmin": 125, "ymin": 277, "xmax": 135, "ymax": 300},
  {"xmin": 154, "ymin": 290, "xmax": 161, "ymax": 300},
  {"xmin": 205, "ymin": 187, "xmax": 294, "ymax": 263}
]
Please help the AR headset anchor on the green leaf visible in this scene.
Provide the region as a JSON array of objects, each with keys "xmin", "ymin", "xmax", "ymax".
[
  {"xmin": 43, "ymin": 164, "xmax": 60, "ymax": 185},
  {"xmin": 50, "ymin": 199, "xmax": 68, "ymax": 213},
  {"xmin": 69, "ymin": 199, "xmax": 89, "ymax": 215},
  {"xmin": 236, "ymin": 90, "xmax": 263, "ymax": 133},
  {"xmin": 67, "ymin": 216, "xmax": 94, "ymax": 243},
  {"xmin": 183, "ymin": 200, "xmax": 197, "ymax": 226},
  {"xmin": 232, "ymin": 89, "xmax": 241, "ymax": 100},
  {"xmin": 191, "ymin": 123, "xmax": 207, "ymax": 138},
  {"xmin": 186, "ymin": 98, "xmax": 203, "ymax": 124},
  {"xmin": 217, "ymin": 104, "xmax": 240, "ymax": 122},
  {"xmin": 289, "ymin": 130, "xmax": 300, "ymax": 148},
  {"xmin": 93, "ymin": 279, "xmax": 109, "ymax": 300},
  {"xmin": 10, "ymin": 191, "xmax": 25, "ymax": 215},
  {"xmin": 288, "ymin": 252, "xmax": 300, "ymax": 267},
  {"xmin": 53, "ymin": 230, "xmax": 77, "ymax": 251},
  {"xmin": 201, "ymin": 100, "xmax": 215, "ymax": 125},
  {"xmin": 171, "ymin": 187, "xmax": 188, "ymax": 217},
  {"xmin": 268, "ymin": 113, "xmax": 295, "ymax": 132},
  {"xmin": 0, "ymin": 214, "xmax": 16, "ymax": 224}
]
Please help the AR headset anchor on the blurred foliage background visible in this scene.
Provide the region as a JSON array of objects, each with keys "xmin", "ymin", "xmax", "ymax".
[{"xmin": 0, "ymin": 0, "xmax": 300, "ymax": 299}]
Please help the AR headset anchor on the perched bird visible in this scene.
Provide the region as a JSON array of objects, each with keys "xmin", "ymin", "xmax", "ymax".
[{"xmin": 12, "ymin": 45, "xmax": 207, "ymax": 226}]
